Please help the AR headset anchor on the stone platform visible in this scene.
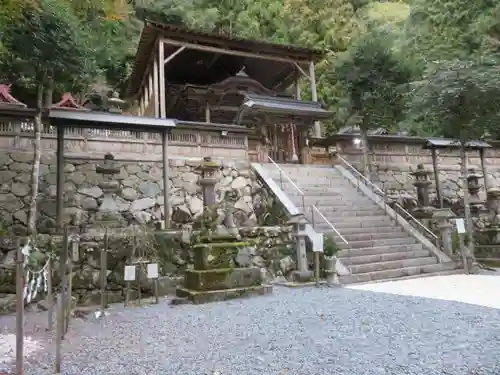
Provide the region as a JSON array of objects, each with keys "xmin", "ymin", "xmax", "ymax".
[{"xmin": 173, "ymin": 267, "xmax": 272, "ymax": 305}]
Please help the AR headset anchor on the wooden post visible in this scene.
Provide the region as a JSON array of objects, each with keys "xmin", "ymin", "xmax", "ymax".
[
  {"xmin": 162, "ymin": 129, "xmax": 170, "ymax": 229},
  {"xmin": 15, "ymin": 237, "xmax": 24, "ymax": 375},
  {"xmin": 458, "ymin": 232, "xmax": 469, "ymax": 275},
  {"xmin": 100, "ymin": 230, "xmax": 108, "ymax": 316},
  {"xmin": 154, "ymin": 276, "xmax": 159, "ymax": 304},
  {"xmin": 148, "ymin": 72, "xmax": 153, "ymax": 114},
  {"xmin": 294, "ymin": 68, "xmax": 301, "ymax": 100},
  {"xmin": 309, "ymin": 61, "xmax": 320, "ymax": 139},
  {"xmin": 158, "ymin": 39, "xmax": 166, "ymax": 118},
  {"xmin": 315, "ymin": 252, "xmax": 320, "ymax": 287},
  {"xmin": 153, "ymin": 53, "xmax": 159, "ymax": 118},
  {"xmin": 55, "ymin": 227, "xmax": 68, "ymax": 373},
  {"xmin": 64, "ymin": 244, "xmax": 73, "ymax": 335},
  {"xmin": 55, "ymin": 126, "xmax": 65, "ymax": 229},
  {"xmin": 46, "ymin": 256, "xmax": 53, "ymax": 331},
  {"xmin": 431, "ymin": 148, "xmax": 443, "ymax": 208},
  {"xmin": 60, "ymin": 227, "xmax": 69, "ymax": 340},
  {"xmin": 480, "ymin": 148, "xmax": 489, "ymax": 192}
]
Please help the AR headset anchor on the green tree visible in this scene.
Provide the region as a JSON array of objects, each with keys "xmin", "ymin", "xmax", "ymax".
[
  {"xmin": 1, "ymin": 0, "xmax": 95, "ymax": 233},
  {"xmin": 334, "ymin": 32, "xmax": 412, "ymax": 174}
]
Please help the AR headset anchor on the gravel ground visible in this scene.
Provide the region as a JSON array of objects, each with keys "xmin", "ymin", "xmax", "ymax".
[{"xmin": 1, "ymin": 283, "xmax": 500, "ymax": 375}]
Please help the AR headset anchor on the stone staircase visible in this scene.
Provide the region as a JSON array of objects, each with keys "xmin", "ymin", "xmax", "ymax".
[{"xmin": 260, "ymin": 164, "xmax": 458, "ymax": 284}]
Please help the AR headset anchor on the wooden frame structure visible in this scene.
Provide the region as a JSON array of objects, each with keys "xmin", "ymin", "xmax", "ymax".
[{"xmin": 127, "ymin": 20, "xmax": 326, "ymax": 143}]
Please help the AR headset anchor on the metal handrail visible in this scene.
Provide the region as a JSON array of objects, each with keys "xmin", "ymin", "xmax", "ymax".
[
  {"xmin": 312, "ymin": 205, "xmax": 348, "ymax": 244},
  {"xmin": 336, "ymin": 154, "xmax": 440, "ymax": 245},
  {"xmin": 266, "ymin": 156, "xmax": 348, "ymax": 244}
]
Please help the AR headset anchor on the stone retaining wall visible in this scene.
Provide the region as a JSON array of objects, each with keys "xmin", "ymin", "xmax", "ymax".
[{"xmin": 0, "ymin": 151, "xmax": 265, "ymax": 234}]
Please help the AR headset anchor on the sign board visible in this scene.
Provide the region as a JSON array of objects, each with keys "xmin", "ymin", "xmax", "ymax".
[
  {"xmin": 147, "ymin": 263, "xmax": 159, "ymax": 279},
  {"xmin": 455, "ymin": 218, "xmax": 466, "ymax": 234},
  {"xmin": 124, "ymin": 265, "xmax": 136, "ymax": 281},
  {"xmin": 312, "ymin": 232, "xmax": 324, "ymax": 252}
]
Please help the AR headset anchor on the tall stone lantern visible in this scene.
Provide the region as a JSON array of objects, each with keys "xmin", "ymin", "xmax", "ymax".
[
  {"xmin": 432, "ymin": 208, "xmax": 455, "ymax": 257},
  {"xmin": 467, "ymin": 168, "xmax": 484, "ymax": 213},
  {"xmin": 486, "ymin": 186, "xmax": 500, "ymax": 244},
  {"xmin": 411, "ymin": 164, "xmax": 434, "ymax": 220},
  {"xmin": 95, "ymin": 153, "xmax": 122, "ymax": 226},
  {"xmin": 288, "ymin": 213, "xmax": 312, "ymax": 281},
  {"xmin": 198, "ymin": 156, "xmax": 219, "ymax": 208}
]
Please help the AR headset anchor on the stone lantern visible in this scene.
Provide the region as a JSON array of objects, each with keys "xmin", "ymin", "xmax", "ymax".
[
  {"xmin": 467, "ymin": 168, "xmax": 483, "ymax": 213},
  {"xmin": 432, "ymin": 208, "xmax": 455, "ymax": 257},
  {"xmin": 411, "ymin": 164, "xmax": 434, "ymax": 219},
  {"xmin": 107, "ymin": 91, "xmax": 125, "ymax": 114},
  {"xmin": 287, "ymin": 213, "xmax": 312, "ymax": 281},
  {"xmin": 95, "ymin": 153, "xmax": 122, "ymax": 225},
  {"xmin": 197, "ymin": 156, "xmax": 220, "ymax": 208}
]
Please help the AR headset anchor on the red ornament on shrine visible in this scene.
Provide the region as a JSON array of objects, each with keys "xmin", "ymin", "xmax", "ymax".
[
  {"xmin": 51, "ymin": 92, "xmax": 88, "ymax": 111},
  {"xmin": 0, "ymin": 84, "xmax": 27, "ymax": 108}
]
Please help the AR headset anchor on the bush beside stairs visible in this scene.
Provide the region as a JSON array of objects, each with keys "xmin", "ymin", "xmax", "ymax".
[{"xmin": 260, "ymin": 164, "xmax": 459, "ymax": 284}]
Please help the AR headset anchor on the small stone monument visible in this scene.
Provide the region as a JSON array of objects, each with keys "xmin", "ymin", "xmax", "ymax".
[
  {"xmin": 288, "ymin": 213, "xmax": 313, "ymax": 282},
  {"xmin": 95, "ymin": 153, "xmax": 124, "ymax": 227},
  {"xmin": 411, "ymin": 164, "xmax": 435, "ymax": 219},
  {"xmin": 486, "ymin": 186, "xmax": 500, "ymax": 244},
  {"xmin": 173, "ymin": 156, "xmax": 272, "ymax": 304},
  {"xmin": 432, "ymin": 208, "xmax": 455, "ymax": 257},
  {"xmin": 467, "ymin": 168, "xmax": 484, "ymax": 213}
]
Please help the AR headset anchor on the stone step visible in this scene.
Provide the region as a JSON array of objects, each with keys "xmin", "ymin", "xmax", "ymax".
[
  {"xmin": 330, "ymin": 226, "xmax": 404, "ymax": 235},
  {"xmin": 348, "ymin": 256, "xmax": 438, "ymax": 274},
  {"xmin": 332, "ymin": 231, "xmax": 410, "ymax": 242},
  {"xmin": 289, "ymin": 198, "xmax": 376, "ymax": 207},
  {"xmin": 331, "ymin": 215, "xmax": 393, "ymax": 224},
  {"xmin": 340, "ymin": 250, "xmax": 432, "ymax": 265},
  {"xmin": 340, "ymin": 262, "xmax": 456, "ymax": 284},
  {"xmin": 344, "ymin": 269, "xmax": 463, "ymax": 286},
  {"xmin": 323, "ymin": 219, "xmax": 395, "ymax": 229},
  {"xmin": 311, "ymin": 221, "xmax": 395, "ymax": 233},
  {"xmin": 339, "ymin": 237, "xmax": 416, "ymax": 249},
  {"xmin": 338, "ymin": 243, "xmax": 423, "ymax": 257}
]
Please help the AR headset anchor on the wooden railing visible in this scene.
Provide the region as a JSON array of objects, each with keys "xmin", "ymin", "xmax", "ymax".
[{"xmin": 0, "ymin": 116, "xmax": 249, "ymax": 161}]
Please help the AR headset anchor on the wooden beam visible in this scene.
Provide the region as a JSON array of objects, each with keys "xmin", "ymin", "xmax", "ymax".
[
  {"xmin": 153, "ymin": 53, "xmax": 159, "ymax": 118},
  {"xmin": 294, "ymin": 62, "xmax": 311, "ymax": 81},
  {"xmin": 160, "ymin": 37, "xmax": 304, "ymax": 64},
  {"xmin": 163, "ymin": 46, "xmax": 186, "ymax": 65},
  {"xmin": 309, "ymin": 61, "xmax": 320, "ymax": 138},
  {"xmin": 159, "ymin": 40, "xmax": 166, "ymax": 118}
]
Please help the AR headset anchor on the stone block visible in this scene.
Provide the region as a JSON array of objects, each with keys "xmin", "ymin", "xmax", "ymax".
[
  {"xmin": 193, "ymin": 241, "xmax": 250, "ymax": 270},
  {"xmin": 185, "ymin": 267, "xmax": 262, "ymax": 291},
  {"xmin": 174, "ymin": 284, "xmax": 272, "ymax": 305}
]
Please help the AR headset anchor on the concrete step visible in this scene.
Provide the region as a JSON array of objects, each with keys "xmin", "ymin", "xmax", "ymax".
[
  {"xmin": 332, "ymin": 215, "xmax": 393, "ymax": 224},
  {"xmin": 311, "ymin": 221, "xmax": 395, "ymax": 233},
  {"xmin": 344, "ymin": 269, "xmax": 463, "ymax": 286},
  {"xmin": 348, "ymin": 257, "xmax": 438, "ymax": 274},
  {"xmin": 289, "ymin": 199, "xmax": 376, "ymax": 208},
  {"xmin": 333, "ymin": 231, "xmax": 410, "ymax": 242},
  {"xmin": 338, "ymin": 243, "xmax": 423, "ymax": 257},
  {"xmin": 340, "ymin": 250, "xmax": 432, "ymax": 265},
  {"xmin": 340, "ymin": 262, "xmax": 457, "ymax": 284},
  {"xmin": 339, "ymin": 237, "xmax": 416, "ymax": 249}
]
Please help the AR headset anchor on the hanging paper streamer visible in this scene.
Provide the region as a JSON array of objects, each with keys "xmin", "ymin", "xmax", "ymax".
[{"xmin": 22, "ymin": 240, "xmax": 52, "ymax": 304}]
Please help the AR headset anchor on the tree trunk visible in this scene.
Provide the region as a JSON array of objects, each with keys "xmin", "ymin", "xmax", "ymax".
[
  {"xmin": 360, "ymin": 128, "xmax": 370, "ymax": 176},
  {"xmin": 27, "ymin": 83, "xmax": 44, "ymax": 235},
  {"xmin": 460, "ymin": 143, "xmax": 475, "ymax": 262}
]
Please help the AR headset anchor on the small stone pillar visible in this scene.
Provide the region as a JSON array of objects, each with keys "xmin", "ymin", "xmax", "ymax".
[
  {"xmin": 411, "ymin": 164, "xmax": 435, "ymax": 221},
  {"xmin": 412, "ymin": 164, "xmax": 431, "ymax": 208},
  {"xmin": 95, "ymin": 153, "xmax": 122, "ymax": 225},
  {"xmin": 198, "ymin": 156, "xmax": 219, "ymax": 208},
  {"xmin": 432, "ymin": 208, "xmax": 455, "ymax": 257},
  {"xmin": 487, "ymin": 187, "xmax": 500, "ymax": 244},
  {"xmin": 288, "ymin": 214, "xmax": 313, "ymax": 281},
  {"xmin": 467, "ymin": 168, "xmax": 483, "ymax": 213}
]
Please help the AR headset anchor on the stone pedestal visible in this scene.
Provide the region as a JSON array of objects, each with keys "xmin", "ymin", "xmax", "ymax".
[
  {"xmin": 468, "ymin": 168, "xmax": 484, "ymax": 214},
  {"xmin": 174, "ymin": 234, "xmax": 272, "ymax": 304},
  {"xmin": 288, "ymin": 214, "xmax": 313, "ymax": 282},
  {"xmin": 487, "ymin": 187, "xmax": 500, "ymax": 244}
]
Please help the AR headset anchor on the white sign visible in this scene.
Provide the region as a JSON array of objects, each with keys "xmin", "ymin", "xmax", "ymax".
[
  {"xmin": 71, "ymin": 241, "xmax": 79, "ymax": 262},
  {"xmin": 455, "ymin": 218, "xmax": 466, "ymax": 234},
  {"xmin": 312, "ymin": 232, "xmax": 324, "ymax": 252},
  {"xmin": 124, "ymin": 265, "xmax": 136, "ymax": 281},
  {"xmin": 147, "ymin": 263, "xmax": 159, "ymax": 279}
]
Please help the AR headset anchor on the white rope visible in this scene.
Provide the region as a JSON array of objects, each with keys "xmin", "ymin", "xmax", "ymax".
[{"xmin": 22, "ymin": 240, "xmax": 52, "ymax": 304}]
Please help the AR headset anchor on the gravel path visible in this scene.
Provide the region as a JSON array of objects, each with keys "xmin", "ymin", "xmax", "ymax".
[{"xmin": 2, "ymin": 282, "xmax": 500, "ymax": 375}]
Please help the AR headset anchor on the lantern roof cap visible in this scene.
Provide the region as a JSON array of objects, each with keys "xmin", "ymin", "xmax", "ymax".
[{"xmin": 287, "ymin": 213, "xmax": 309, "ymax": 225}]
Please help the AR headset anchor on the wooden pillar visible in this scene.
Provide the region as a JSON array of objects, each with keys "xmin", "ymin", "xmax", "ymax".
[
  {"xmin": 144, "ymin": 81, "xmax": 150, "ymax": 110},
  {"xmin": 139, "ymin": 91, "xmax": 145, "ymax": 116},
  {"xmin": 309, "ymin": 61, "xmax": 320, "ymax": 138},
  {"xmin": 56, "ymin": 126, "xmax": 65, "ymax": 229},
  {"xmin": 480, "ymin": 148, "xmax": 489, "ymax": 192},
  {"xmin": 158, "ymin": 40, "xmax": 166, "ymax": 118},
  {"xmin": 431, "ymin": 148, "xmax": 443, "ymax": 208},
  {"xmin": 294, "ymin": 68, "xmax": 301, "ymax": 100},
  {"xmin": 153, "ymin": 51, "xmax": 159, "ymax": 118},
  {"xmin": 162, "ymin": 130, "xmax": 170, "ymax": 229},
  {"xmin": 148, "ymin": 71, "xmax": 153, "ymax": 115}
]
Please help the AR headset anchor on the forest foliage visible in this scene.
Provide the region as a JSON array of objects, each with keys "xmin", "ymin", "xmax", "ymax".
[{"xmin": 1, "ymin": 0, "xmax": 500, "ymax": 140}]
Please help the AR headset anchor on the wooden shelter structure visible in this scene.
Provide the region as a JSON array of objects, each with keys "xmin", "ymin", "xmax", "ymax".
[
  {"xmin": 422, "ymin": 138, "xmax": 491, "ymax": 208},
  {"xmin": 127, "ymin": 20, "xmax": 332, "ymax": 163}
]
